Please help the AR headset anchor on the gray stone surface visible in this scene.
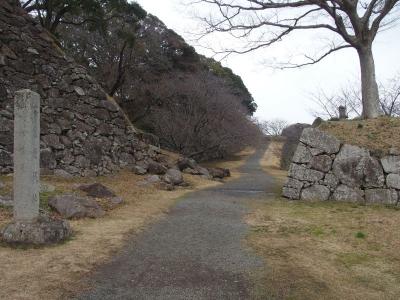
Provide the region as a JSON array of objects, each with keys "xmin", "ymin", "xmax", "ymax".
[
  {"xmin": 387, "ymin": 174, "xmax": 400, "ymax": 190},
  {"xmin": 288, "ymin": 163, "xmax": 324, "ymax": 182},
  {"xmin": 365, "ymin": 189, "xmax": 398, "ymax": 205},
  {"xmin": 309, "ymin": 155, "xmax": 332, "ymax": 172},
  {"xmin": 301, "ymin": 184, "xmax": 330, "ymax": 201},
  {"xmin": 292, "ymin": 144, "xmax": 313, "ymax": 164},
  {"xmin": 197, "ymin": 166, "xmax": 211, "ymax": 178},
  {"xmin": 79, "ymin": 183, "xmax": 116, "ymax": 198},
  {"xmin": 147, "ymin": 160, "xmax": 168, "ymax": 175},
  {"xmin": 332, "ymin": 185, "xmax": 364, "ymax": 203},
  {"xmin": 332, "ymin": 144, "xmax": 369, "ymax": 187},
  {"xmin": 323, "ymin": 173, "xmax": 339, "ymax": 190},
  {"xmin": 282, "ymin": 187, "xmax": 300, "ymax": 200},
  {"xmin": 362, "ymin": 156, "xmax": 385, "ymax": 188},
  {"xmin": 145, "ymin": 175, "xmax": 162, "ymax": 184},
  {"xmin": 300, "ymin": 128, "xmax": 341, "ymax": 154},
  {"xmin": 48, "ymin": 194, "xmax": 105, "ymax": 219},
  {"xmin": 282, "ymin": 178, "xmax": 303, "ymax": 199},
  {"xmin": 1, "ymin": 216, "xmax": 71, "ymax": 245},
  {"xmin": 381, "ymin": 156, "xmax": 400, "ymax": 174},
  {"xmin": 309, "ymin": 147, "xmax": 325, "ymax": 156},
  {"xmin": 132, "ymin": 165, "xmax": 147, "ymax": 175},
  {"xmin": 208, "ymin": 168, "xmax": 230, "ymax": 179},
  {"xmin": 13, "ymin": 90, "xmax": 40, "ymax": 222},
  {"xmin": 164, "ymin": 169, "xmax": 184, "ymax": 186}
]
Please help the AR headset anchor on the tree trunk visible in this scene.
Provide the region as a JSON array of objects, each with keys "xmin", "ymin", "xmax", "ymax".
[{"xmin": 357, "ymin": 46, "xmax": 380, "ymax": 119}]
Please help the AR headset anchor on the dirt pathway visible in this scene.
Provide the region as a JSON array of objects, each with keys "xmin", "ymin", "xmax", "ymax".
[{"xmin": 76, "ymin": 144, "xmax": 276, "ymax": 299}]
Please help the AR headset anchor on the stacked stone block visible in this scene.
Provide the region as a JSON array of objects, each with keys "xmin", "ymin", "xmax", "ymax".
[
  {"xmin": 0, "ymin": 0, "xmax": 159, "ymax": 176},
  {"xmin": 283, "ymin": 128, "xmax": 400, "ymax": 205}
]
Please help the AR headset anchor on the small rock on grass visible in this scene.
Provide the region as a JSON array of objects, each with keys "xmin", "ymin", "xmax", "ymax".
[
  {"xmin": 49, "ymin": 194, "xmax": 105, "ymax": 219},
  {"xmin": 79, "ymin": 183, "xmax": 116, "ymax": 198},
  {"xmin": 164, "ymin": 169, "xmax": 184, "ymax": 186}
]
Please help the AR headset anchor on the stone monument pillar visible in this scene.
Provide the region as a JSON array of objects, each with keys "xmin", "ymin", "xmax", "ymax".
[
  {"xmin": 13, "ymin": 90, "xmax": 40, "ymax": 221},
  {"xmin": 1, "ymin": 90, "xmax": 71, "ymax": 245},
  {"xmin": 338, "ymin": 105, "xmax": 348, "ymax": 120}
]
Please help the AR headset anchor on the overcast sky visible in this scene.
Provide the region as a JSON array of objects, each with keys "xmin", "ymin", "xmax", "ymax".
[{"xmin": 136, "ymin": 0, "xmax": 400, "ymax": 124}]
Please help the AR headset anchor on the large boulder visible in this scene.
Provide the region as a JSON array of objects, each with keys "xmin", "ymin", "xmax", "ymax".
[
  {"xmin": 301, "ymin": 184, "xmax": 330, "ymax": 201},
  {"xmin": 332, "ymin": 145, "xmax": 385, "ymax": 188},
  {"xmin": 323, "ymin": 173, "xmax": 339, "ymax": 191},
  {"xmin": 79, "ymin": 183, "xmax": 116, "ymax": 198},
  {"xmin": 1, "ymin": 216, "xmax": 71, "ymax": 245},
  {"xmin": 365, "ymin": 189, "xmax": 398, "ymax": 205},
  {"xmin": 282, "ymin": 178, "xmax": 303, "ymax": 200},
  {"xmin": 300, "ymin": 128, "xmax": 341, "ymax": 154},
  {"xmin": 132, "ymin": 165, "xmax": 147, "ymax": 175},
  {"xmin": 292, "ymin": 144, "xmax": 313, "ymax": 164},
  {"xmin": 288, "ymin": 164, "xmax": 324, "ymax": 182},
  {"xmin": 164, "ymin": 169, "xmax": 184, "ymax": 185},
  {"xmin": 208, "ymin": 167, "xmax": 230, "ymax": 179},
  {"xmin": 381, "ymin": 156, "xmax": 400, "ymax": 174},
  {"xmin": 280, "ymin": 123, "xmax": 311, "ymax": 170},
  {"xmin": 332, "ymin": 185, "xmax": 364, "ymax": 203},
  {"xmin": 147, "ymin": 160, "xmax": 168, "ymax": 175},
  {"xmin": 386, "ymin": 174, "xmax": 400, "ymax": 190},
  {"xmin": 309, "ymin": 155, "xmax": 332, "ymax": 173},
  {"xmin": 362, "ymin": 156, "xmax": 385, "ymax": 188},
  {"xmin": 177, "ymin": 157, "xmax": 198, "ymax": 171},
  {"xmin": 281, "ymin": 123, "xmax": 311, "ymax": 139},
  {"xmin": 48, "ymin": 194, "xmax": 105, "ymax": 219}
]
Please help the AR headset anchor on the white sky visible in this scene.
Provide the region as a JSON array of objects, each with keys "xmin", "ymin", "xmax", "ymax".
[{"xmin": 136, "ymin": 0, "xmax": 400, "ymax": 124}]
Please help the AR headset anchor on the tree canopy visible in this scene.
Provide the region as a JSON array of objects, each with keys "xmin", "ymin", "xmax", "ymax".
[{"xmin": 194, "ymin": 0, "xmax": 400, "ymax": 118}]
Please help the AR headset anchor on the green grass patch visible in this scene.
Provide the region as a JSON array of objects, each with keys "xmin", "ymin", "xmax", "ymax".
[
  {"xmin": 39, "ymin": 191, "xmax": 59, "ymax": 211},
  {"xmin": 355, "ymin": 231, "xmax": 367, "ymax": 239}
]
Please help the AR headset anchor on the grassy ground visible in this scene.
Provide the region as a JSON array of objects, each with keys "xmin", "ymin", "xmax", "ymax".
[
  {"xmin": 0, "ymin": 148, "xmax": 254, "ymax": 300},
  {"xmin": 247, "ymin": 141, "xmax": 400, "ymax": 299},
  {"xmin": 318, "ymin": 116, "xmax": 400, "ymax": 155}
]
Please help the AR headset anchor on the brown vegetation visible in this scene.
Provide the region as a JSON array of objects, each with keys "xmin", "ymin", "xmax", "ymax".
[
  {"xmin": 246, "ymin": 141, "xmax": 400, "ymax": 299},
  {"xmin": 129, "ymin": 72, "xmax": 262, "ymax": 161}
]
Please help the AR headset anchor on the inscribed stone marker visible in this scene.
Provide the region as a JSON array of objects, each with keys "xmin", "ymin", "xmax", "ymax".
[{"xmin": 13, "ymin": 89, "xmax": 40, "ymax": 222}]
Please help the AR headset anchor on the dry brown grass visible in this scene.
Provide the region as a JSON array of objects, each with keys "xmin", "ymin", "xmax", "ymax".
[
  {"xmin": 260, "ymin": 140, "xmax": 287, "ymax": 183},
  {"xmin": 318, "ymin": 116, "xmax": 400, "ymax": 154},
  {"xmin": 246, "ymin": 142, "xmax": 400, "ymax": 299},
  {"xmin": 0, "ymin": 170, "xmax": 220, "ymax": 300}
]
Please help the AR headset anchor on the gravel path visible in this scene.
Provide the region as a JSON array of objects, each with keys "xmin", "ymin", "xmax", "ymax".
[{"xmin": 76, "ymin": 144, "xmax": 276, "ymax": 299}]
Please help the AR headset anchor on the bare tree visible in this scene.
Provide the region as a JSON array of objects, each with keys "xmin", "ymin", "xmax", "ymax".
[
  {"xmin": 260, "ymin": 119, "xmax": 289, "ymax": 136},
  {"xmin": 311, "ymin": 73, "xmax": 400, "ymax": 119},
  {"xmin": 193, "ymin": 0, "xmax": 400, "ymax": 119},
  {"xmin": 380, "ymin": 73, "xmax": 400, "ymax": 116}
]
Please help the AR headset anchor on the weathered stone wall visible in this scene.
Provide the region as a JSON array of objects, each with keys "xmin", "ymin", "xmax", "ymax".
[
  {"xmin": 283, "ymin": 128, "xmax": 400, "ymax": 205},
  {"xmin": 0, "ymin": 0, "xmax": 158, "ymax": 176}
]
